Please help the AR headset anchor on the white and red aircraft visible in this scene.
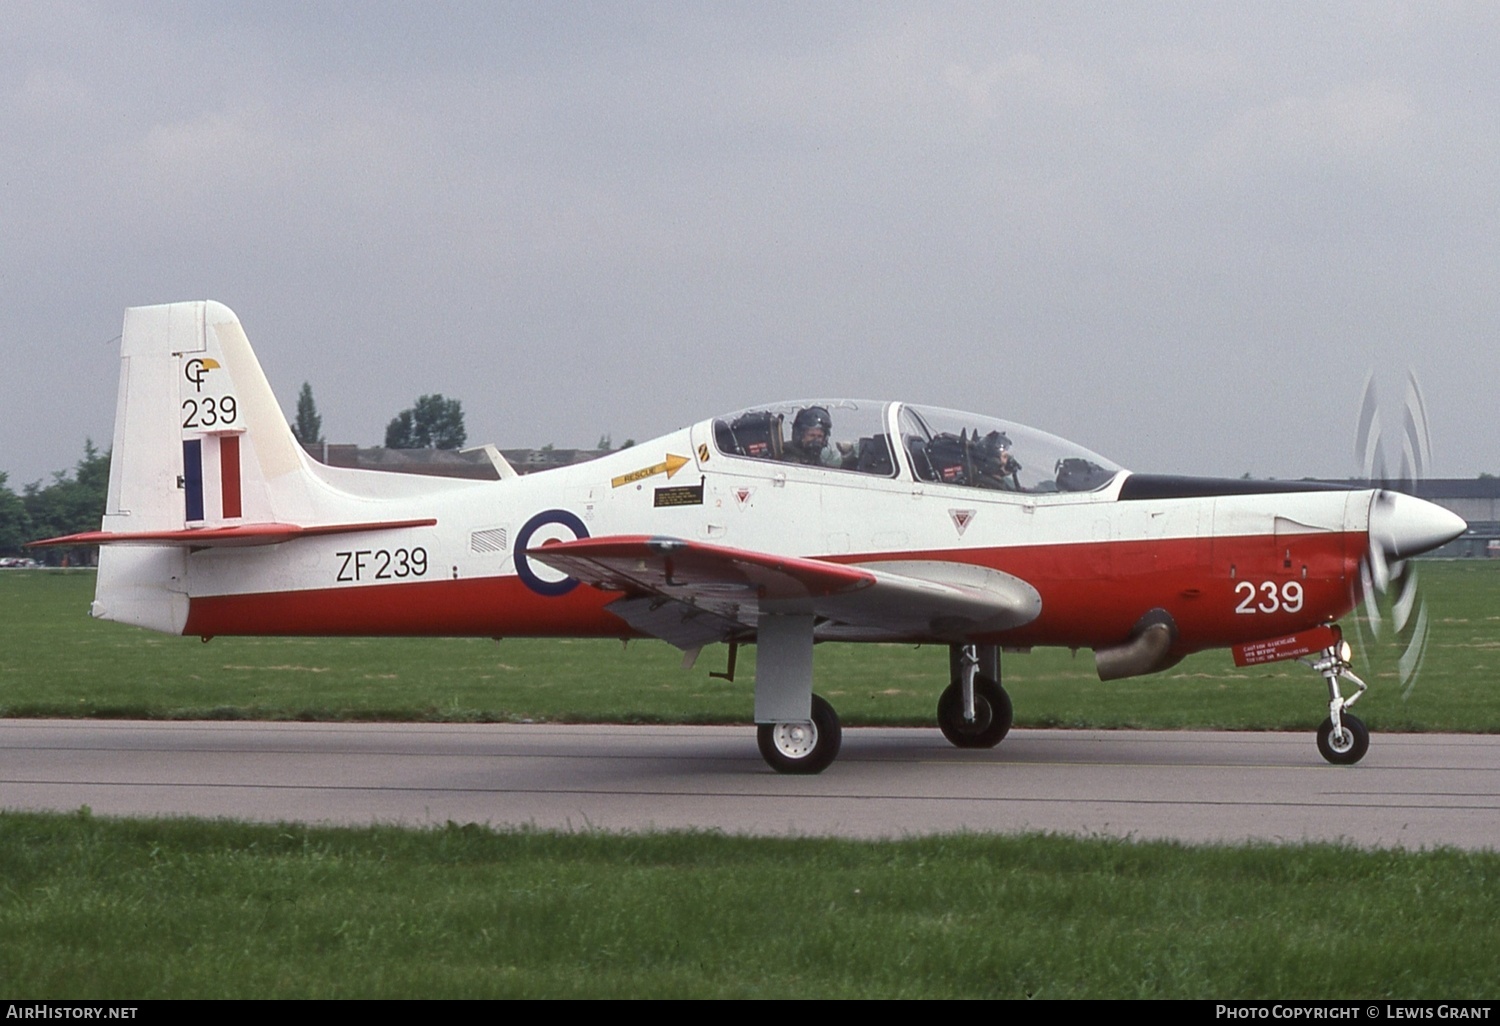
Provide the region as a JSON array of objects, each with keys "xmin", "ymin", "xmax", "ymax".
[{"xmin": 36, "ymin": 301, "xmax": 1467, "ymax": 773}]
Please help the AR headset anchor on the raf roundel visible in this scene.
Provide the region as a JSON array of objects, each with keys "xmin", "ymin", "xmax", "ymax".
[{"xmin": 512, "ymin": 509, "xmax": 591, "ymax": 596}]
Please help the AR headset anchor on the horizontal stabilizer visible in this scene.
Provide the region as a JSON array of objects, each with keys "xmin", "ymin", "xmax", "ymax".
[{"xmin": 30, "ymin": 518, "xmax": 436, "ymax": 549}]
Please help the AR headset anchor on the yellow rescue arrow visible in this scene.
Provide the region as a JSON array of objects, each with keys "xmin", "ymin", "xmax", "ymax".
[{"xmin": 611, "ymin": 453, "xmax": 691, "ymax": 488}]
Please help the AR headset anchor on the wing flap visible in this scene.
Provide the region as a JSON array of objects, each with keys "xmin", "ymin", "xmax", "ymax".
[{"xmin": 604, "ymin": 594, "xmax": 748, "ymax": 650}]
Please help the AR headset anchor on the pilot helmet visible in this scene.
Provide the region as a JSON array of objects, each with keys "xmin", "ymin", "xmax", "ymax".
[
  {"xmin": 792, "ymin": 406, "xmax": 832, "ymax": 447},
  {"xmin": 981, "ymin": 430, "xmax": 1012, "ymax": 454},
  {"xmin": 974, "ymin": 430, "xmax": 1012, "ymax": 470}
]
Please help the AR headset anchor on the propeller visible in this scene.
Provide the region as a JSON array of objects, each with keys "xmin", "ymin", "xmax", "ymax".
[{"xmin": 1352, "ymin": 371, "xmax": 1438, "ymax": 699}]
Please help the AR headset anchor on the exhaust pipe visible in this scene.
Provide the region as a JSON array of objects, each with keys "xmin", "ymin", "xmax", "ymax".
[{"xmin": 1094, "ymin": 608, "xmax": 1182, "ymax": 681}]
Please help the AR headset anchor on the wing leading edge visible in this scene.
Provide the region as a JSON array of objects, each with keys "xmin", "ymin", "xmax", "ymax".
[{"xmin": 528, "ymin": 535, "xmax": 1042, "ymax": 648}]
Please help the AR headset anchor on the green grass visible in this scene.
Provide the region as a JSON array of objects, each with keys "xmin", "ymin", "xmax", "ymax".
[
  {"xmin": 3, "ymin": 810, "xmax": 1497, "ymax": 999},
  {"xmin": 5, "ymin": 571, "xmax": 1498, "ymax": 999},
  {"xmin": 4, "ymin": 564, "xmax": 1498, "ymax": 730}
]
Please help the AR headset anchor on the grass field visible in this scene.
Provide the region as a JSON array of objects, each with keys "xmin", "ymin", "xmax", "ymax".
[
  {"xmin": 3, "ymin": 563, "xmax": 1498, "ymax": 731},
  {"xmin": 4, "ymin": 811, "xmax": 1498, "ymax": 999}
]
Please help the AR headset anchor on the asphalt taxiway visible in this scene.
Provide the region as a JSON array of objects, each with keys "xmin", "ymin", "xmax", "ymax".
[{"xmin": 2, "ymin": 720, "xmax": 1496, "ymax": 849}]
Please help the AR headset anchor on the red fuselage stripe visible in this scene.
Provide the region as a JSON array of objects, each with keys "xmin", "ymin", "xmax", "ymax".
[{"xmin": 182, "ymin": 530, "xmax": 1365, "ymax": 653}]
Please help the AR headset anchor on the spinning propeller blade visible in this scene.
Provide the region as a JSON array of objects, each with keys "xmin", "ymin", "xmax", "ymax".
[
  {"xmin": 1355, "ymin": 371, "xmax": 1386, "ymax": 484},
  {"xmin": 1358, "ymin": 558, "xmax": 1381, "ymax": 638},
  {"xmin": 1352, "ymin": 371, "xmax": 1445, "ymax": 698}
]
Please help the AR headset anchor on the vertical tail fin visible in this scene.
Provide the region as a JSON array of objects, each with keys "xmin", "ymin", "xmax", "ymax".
[
  {"xmin": 93, "ymin": 301, "xmax": 309, "ymax": 632},
  {"xmin": 106, "ymin": 301, "xmax": 307, "ymax": 533}
]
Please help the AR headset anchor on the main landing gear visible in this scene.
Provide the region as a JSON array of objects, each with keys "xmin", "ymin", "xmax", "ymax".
[
  {"xmin": 1303, "ymin": 637, "xmax": 1371, "ymax": 765},
  {"xmin": 748, "ymin": 623, "xmax": 1012, "ymax": 773},
  {"xmin": 752, "ymin": 613, "xmax": 842, "ymax": 774},
  {"xmin": 757, "ymin": 694, "xmax": 842, "ymax": 774},
  {"xmin": 936, "ymin": 644, "xmax": 1014, "ymax": 749}
]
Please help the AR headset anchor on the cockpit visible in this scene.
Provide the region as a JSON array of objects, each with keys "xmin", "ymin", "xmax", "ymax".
[{"xmin": 711, "ymin": 400, "xmax": 1122, "ymax": 494}]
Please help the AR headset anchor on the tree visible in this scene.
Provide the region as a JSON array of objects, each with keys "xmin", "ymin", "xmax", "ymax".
[
  {"xmin": 385, "ymin": 394, "xmax": 467, "ymax": 450},
  {"xmin": 0, "ymin": 472, "xmax": 32, "ymax": 555},
  {"xmin": 21, "ymin": 441, "xmax": 110, "ymax": 565},
  {"xmin": 292, "ymin": 382, "xmax": 323, "ymax": 445}
]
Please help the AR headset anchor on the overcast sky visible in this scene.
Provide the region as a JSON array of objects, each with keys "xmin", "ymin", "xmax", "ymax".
[{"xmin": 3, "ymin": 1, "xmax": 1496, "ymax": 490}]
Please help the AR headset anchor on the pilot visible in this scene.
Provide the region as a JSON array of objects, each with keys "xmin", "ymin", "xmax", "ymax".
[
  {"xmin": 784, "ymin": 406, "xmax": 839, "ymax": 467},
  {"xmin": 924, "ymin": 430, "xmax": 1021, "ymax": 489},
  {"xmin": 972, "ymin": 430, "xmax": 1022, "ymax": 490}
]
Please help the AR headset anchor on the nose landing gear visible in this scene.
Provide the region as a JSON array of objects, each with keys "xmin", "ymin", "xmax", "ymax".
[{"xmin": 1303, "ymin": 637, "xmax": 1371, "ymax": 765}]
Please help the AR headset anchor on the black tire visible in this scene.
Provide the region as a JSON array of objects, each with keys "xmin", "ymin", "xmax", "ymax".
[
  {"xmin": 1316, "ymin": 713, "xmax": 1370, "ymax": 765},
  {"xmin": 937, "ymin": 675, "xmax": 1013, "ymax": 749},
  {"xmin": 757, "ymin": 694, "xmax": 842, "ymax": 774}
]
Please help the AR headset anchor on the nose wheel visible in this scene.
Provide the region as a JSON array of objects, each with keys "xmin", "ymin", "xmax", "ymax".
[{"xmin": 1316, "ymin": 713, "xmax": 1370, "ymax": 765}]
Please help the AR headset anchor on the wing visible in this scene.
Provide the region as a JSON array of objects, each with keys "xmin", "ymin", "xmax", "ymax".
[{"xmin": 528, "ymin": 535, "xmax": 1042, "ymax": 648}]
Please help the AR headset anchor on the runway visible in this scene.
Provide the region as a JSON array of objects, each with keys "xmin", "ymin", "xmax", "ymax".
[{"xmin": 2, "ymin": 719, "xmax": 1497, "ymax": 849}]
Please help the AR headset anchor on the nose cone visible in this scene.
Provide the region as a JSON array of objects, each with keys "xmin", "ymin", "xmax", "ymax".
[{"xmin": 1369, "ymin": 491, "xmax": 1468, "ymax": 560}]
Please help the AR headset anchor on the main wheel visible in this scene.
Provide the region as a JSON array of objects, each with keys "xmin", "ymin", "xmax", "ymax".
[
  {"xmin": 757, "ymin": 694, "xmax": 842, "ymax": 774},
  {"xmin": 1316, "ymin": 713, "xmax": 1369, "ymax": 765},
  {"xmin": 937, "ymin": 675, "xmax": 1013, "ymax": 749}
]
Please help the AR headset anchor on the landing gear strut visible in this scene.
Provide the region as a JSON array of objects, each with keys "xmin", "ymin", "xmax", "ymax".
[
  {"xmin": 1303, "ymin": 637, "xmax": 1370, "ymax": 765},
  {"xmin": 752, "ymin": 613, "xmax": 844, "ymax": 774},
  {"xmin": 937, "ymin": 644, "xmax": 1013, "ymax": 749}
]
